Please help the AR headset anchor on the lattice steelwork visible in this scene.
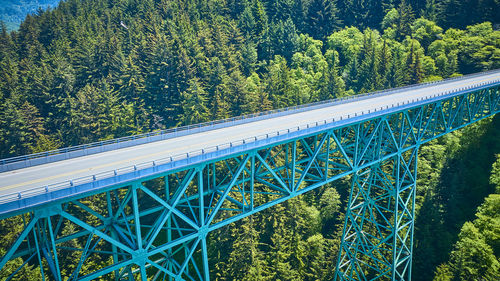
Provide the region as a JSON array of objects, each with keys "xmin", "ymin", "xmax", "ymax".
[{"xmin": 0, "ymin": 85, "xmax": 499, "ymax": 281}]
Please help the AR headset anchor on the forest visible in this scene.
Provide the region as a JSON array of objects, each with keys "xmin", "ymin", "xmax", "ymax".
[
  {"xmin": 0, "ymin": 0, "xmax": 499, "ymax": 280},
  {"xmin": 0, "ymin": 0, "xmax": 61, "ymax": 31}
]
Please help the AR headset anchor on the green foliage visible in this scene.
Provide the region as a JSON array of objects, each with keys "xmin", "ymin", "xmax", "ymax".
[
  {"xmin": 338, "ymin": 0, "xmax": 391, "ymax": 30},
  {"xmin": 438, "ymin": 0, "xmax": 500, "ymax": 29},
  {"xmin": 0, "ymin": 0, "xmax": 61, "ymax": 31},
  {"xmin": 395, "ymin": 0, "xmax": 415, "ymax": 40},
  {"xmin": 0, "ymin": 0, "xmax": 498, "ymax": 159},
  {"xmin": 432, "ymin": 186, "xmax": 500, "ymax": 281},
  {"xmin": 0, "ymin": 216, "xmax": 42, "ymax": 280},
  {"xmin": 305, "ymin": 0, "xmax": 340, "ymax": 40},
  {"xmin": 414, "ymin": 116, "xmax": 500, "ymax": 281},
  {"xmin": 210, "ymin": 195, "xmax": 339, "ymax": 281},
  {"xmin": 411, "ymin": 17, "xmax": 443, "ymax": 50},
  {"xmin": 179, "ymin": 78, "xmax": 210, "ymax": 125},
  {"xmin": 491, "ymin": 155, "xmax": 500, "ymax": 192},
  {"xmin": 447, "ymin": 222, "xmax": 499, "ymax": 280},
  {"xmin": 0, "ymin": 1, "xmax": 499, "ymax": 280},
  {"xmin": 65, "ymin": 79, "xmax": 141, "ymax": 144}
]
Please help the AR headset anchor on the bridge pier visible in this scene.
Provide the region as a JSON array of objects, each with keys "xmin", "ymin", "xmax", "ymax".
[
  {"xmin": 336, "ymin": 147, "xmax": 418, "ymax": 281},
  {"xmin": 0, "ymin": 81, "xmax": 498, "ymax": 280}
]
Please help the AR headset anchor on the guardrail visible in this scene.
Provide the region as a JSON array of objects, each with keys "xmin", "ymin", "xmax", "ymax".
[
  {"xmin": 2, "ymin": 69, "xmax": 499, "ymax": 173},
  {"xmin": 1, "ymin": 76, "xmax": 499, "ymax": 206}
]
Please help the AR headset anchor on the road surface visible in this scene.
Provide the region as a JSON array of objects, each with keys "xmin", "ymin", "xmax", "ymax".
[{"xmin": 1, "ymin": 71, "xmax": 499, "ymax": 197}]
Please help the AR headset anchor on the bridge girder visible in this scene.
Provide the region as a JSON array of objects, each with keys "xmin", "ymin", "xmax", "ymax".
[{"xmin": 0, "ymin": 85, "xmax": 499, "ymax": 280}]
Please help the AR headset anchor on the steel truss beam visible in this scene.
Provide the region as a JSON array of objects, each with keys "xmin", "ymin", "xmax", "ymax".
[
  {"xmin": 336, "ymin": 147, "xmax": 418, "ymax": 280},
  {"xmin": 0, "ymin": 85, "xmax": 499, "ymax": 280}
]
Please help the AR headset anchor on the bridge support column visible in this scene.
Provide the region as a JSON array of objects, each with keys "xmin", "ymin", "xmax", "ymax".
[{"xmin": 336, "ymin": 146, "xmax": 418, "ymax": 281}]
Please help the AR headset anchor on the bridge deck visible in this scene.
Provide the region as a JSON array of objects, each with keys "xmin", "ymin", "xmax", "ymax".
[{"xmin": 1, "ymin": 71, "xmax": 499, "ymax": 199}]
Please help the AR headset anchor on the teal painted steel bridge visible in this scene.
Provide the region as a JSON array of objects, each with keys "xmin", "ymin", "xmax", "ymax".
[{"xmin": 0, "ymin": 70, "xmax": 499, "ymax": 280}]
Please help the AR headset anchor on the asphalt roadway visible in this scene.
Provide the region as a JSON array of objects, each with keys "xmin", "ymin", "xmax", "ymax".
[{"xmin": 1, "ymin": 71, "xmax": 499, "ymax": 197}]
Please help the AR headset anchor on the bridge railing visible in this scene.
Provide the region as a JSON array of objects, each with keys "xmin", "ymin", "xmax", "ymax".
[
  {"xmin": 1, "ymin": 69, "xmax": 499, "ymax": 173},
  {"xmin": 1, "ymin": 75, "xmax": 499, "ymax": 206}
]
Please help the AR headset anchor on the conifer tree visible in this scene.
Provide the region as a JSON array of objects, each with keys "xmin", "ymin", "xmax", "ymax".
[
  {"xmin": 379, "ymin": 39, "xmax": 392, "ymax": 88},
  {"xmin": 247, "ymin": 72, "xmax": 272, "ymax": 113},
  {"xmin": 291, "ymin": 0, "xmax": 308, "ymax": 33},
  {"xmin": 178, "ymin": 78, "xmax": 209, "ymax": 125},
  {"xmin": 412, "ymin": 51, "xmax": 424, "ymax": 83},
  {"xmin": 0, "ymin": 1, "xmax": 500, "ymax": 280},
  {"xmin": 226, "ymin": 216, "xmax": 271, "ymax": 281},
  {"xmin": 396, "ymin": 0, "xmax": 415, "ymax": 40},
  {"xmin": 224, "ymin": 70, "xmax": 251, "ymax": 116},
  {"xmin": 265, "ymin": 0, "xmax": 294, "ymax": 22},
  {"xmin": 251, "ymin": 0, "xmax": 268, "ymax": 39},
  {"xmin": 306, "ymin": 0, "xmax": 340, "ymax": 40},
  {"xmin": 239, "ymin": 6, "xmax": 256, "ymax": 38},
  {"xmin": 319, "ymin": 49, "xmax": 345, "ymax": 100},
  {"xmin": 408, "ymin": 0, "xmax": 427, "ymax": 17},
  {"xmin": 357, "ymin": 30, "xmax": 379, "ymax": 91},
  {"xmin": 265, "ymin": 55, "xmax": 292, "ymax": 108},
  {"xmin": 269, "ymin": 19, "xmax": 299, "ymax": 62}
]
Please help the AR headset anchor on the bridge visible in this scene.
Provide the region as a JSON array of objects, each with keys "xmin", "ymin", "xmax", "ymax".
[{"xmin": 0, "ymin": 70, "xmax": 499, "ymax": 280}]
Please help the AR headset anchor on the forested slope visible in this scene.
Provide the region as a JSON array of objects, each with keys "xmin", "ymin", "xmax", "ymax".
[
  {"xmin": 432, "ymin": 155, "xmax": 500, "ymax": 281},
  {"xmin": 0, "ymin": 0, "xmax": 499, "ymax": 280},
  {"xmin": 0, "ymin": 0, "xmax": 61, "ymax": 31}
]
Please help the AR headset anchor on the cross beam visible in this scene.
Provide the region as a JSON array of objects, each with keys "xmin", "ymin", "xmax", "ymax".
[{"xmin": 0, "ymin": 85, "xmax": 498, "ymax": 280}]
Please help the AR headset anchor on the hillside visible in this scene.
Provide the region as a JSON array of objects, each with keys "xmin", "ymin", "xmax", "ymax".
[
  {"xmin": 0, "ymin": 0, "xmax": 61, "ymax": 31},
  {"xmin": 0, "ymin": 0, "xmax": 499, "ymax": 280}
]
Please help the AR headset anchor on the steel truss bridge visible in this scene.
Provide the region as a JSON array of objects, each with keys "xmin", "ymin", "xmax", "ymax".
[{"xmin": 0, "ymin": 70, "xmax": 499, "ymax": 281}]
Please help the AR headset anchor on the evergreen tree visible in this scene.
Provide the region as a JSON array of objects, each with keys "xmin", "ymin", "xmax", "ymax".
[
  {"xmin": 396, "ymin": 0, "xmax": 415, "ymax": 40},
  {"xmin": 0, "ymin": 22, "xmax": 16, "ymax": 61},
  {"xmin": 0, "ymin": 98, "xmax": 48, "ymax": 157},
  {"xmin": 306, "ymin": 0, "xmax": 340, "ymax": 40},
  {"xmin": 65, "ymin": 79, "xmax": 139, "ymax": 144},
  {"xmin": 0, "ymin": 2, "xmax": 500, "ymax": 280},
  {"xmin": 265, "ymin": 55, "xmax": 292, "ymax": 108},
  {"xmin": 378, "ymin": 39, "xmax": 392, "ymax": 88},
  {"xmin": 0, "ymin": 56, "xmax": 19, "ymax": 101},
  {"xmin": 340, "ymin": 0, "xmax": 393, "ymax": 29},
  {"xmin": 408, "ymin": 0, "xmax": 427, "ymax": 16},
  {"xmin": 224, "ymin": 70, "xmax": 252, "ymax": 116},
  {"xmin": 357, "ymin": 30, "xmax": 379, "ymax": 92},
  {"xmin": 406, "ymin": 41, "xmax": 424, "ymax": 84},
  {"xmin": 264, "ymin": 0, "xmax": 294, "ymax": 22},
  {"xmin": 437, "ymin": 0, "xmax": 500, "ymax": 29},
  {"xmin": 291, "ymin": 0, "xmax": 308, "ymax": 33},
  {"xmin": 247, "ymin": 72, "xmax": 272, "ymax": 113},
  {"xmin": 227, "ymin": 0, "xmax": 249, "ymax": 17},
  {"xmin": 239, "ymin": 6, "xmax": 256, "ymax": 38},
  {"xmin": 387, "ymin": 47, "xmax": 406, "ymax": 87},
  {"xmin": 225, "ymin": 216, "xmax": 271, "ymax": 280},
  {"xmin": 251, "ymin": 0, "xmax": 268, "ymax": 39},
  {"xmin": 206, "ymin": 57, "xmax": 230, "ymax": 119},
  {"xmin": 241, "ymin": 40, "xmax": 258, "ymax": 76},
  {"xmin": 422, "ymin": 0, "xmax": 442, "ymax": 22},
  {"xmin": 269, "ymin": 18, "xmax": 300, "ymax": 62},
  {"xmin": 178, "ymin": 78, "xmax": 209, "ymax": 125},
  {"xmin": 345, "ymin": 57, "xmax": 360, "ymax": 92},
  {"xmin": 319, "ymin": 49, "xmax": 346, "ymax": 100}
]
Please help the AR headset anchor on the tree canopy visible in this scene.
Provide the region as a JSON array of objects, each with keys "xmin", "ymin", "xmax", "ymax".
[{"xmin": 0, "ymin": 1, "xmax": 499, "ymax": 280}]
